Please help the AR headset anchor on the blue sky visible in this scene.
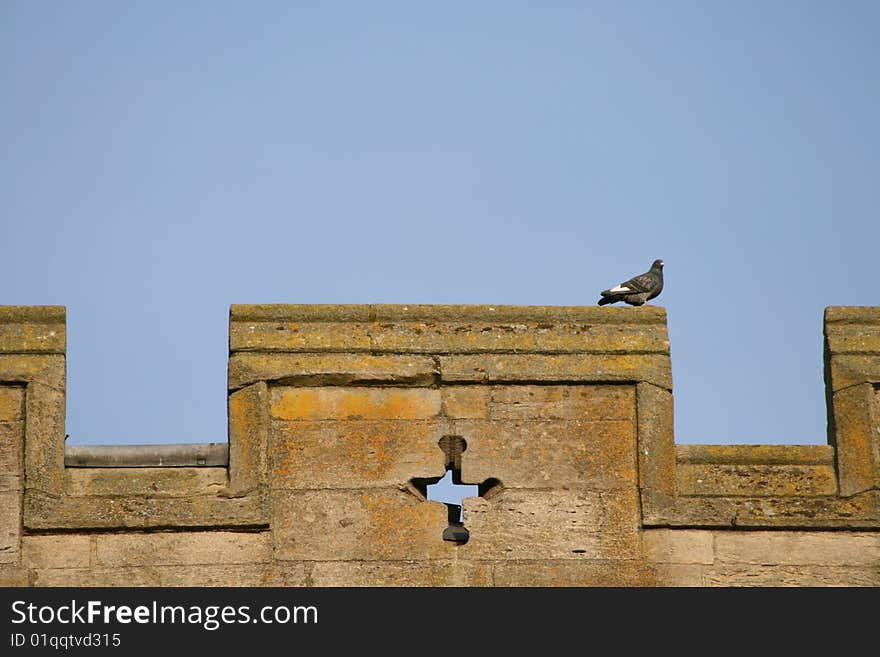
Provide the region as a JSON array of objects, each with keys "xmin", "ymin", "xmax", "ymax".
[{"xmin": 2, "ymin": 2, "xmax": 878, "ymax": 453}]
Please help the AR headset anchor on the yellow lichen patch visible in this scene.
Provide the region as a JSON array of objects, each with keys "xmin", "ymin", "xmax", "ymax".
[
  {"xmin": 270, "ymin": 420, "xmax": 446, "ymax": 489},
  {"xmin": 271, "ymin": 387, "xmax": 440, "ymax": 420},
  {"xmin": 362, "ymin": 491, "xmax": 447, "ymax": 559},
  {"xmin": 0, "ymin": 387, "xmax": 24, "ymax": 422},
  {"xmin": 343, "ymin": 428, "xmax": 395, "ymax": 481}
]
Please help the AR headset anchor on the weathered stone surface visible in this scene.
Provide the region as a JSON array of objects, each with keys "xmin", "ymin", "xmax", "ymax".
[
  {"xmin": 0, "ymin": 354, "xmax": 65, "ymax": 389},
  {"xmin": 0, "ymin": 565, "xmax": 30, "ymax": 586},
  {"xmin": 825, "ymin": 306, "xmax": 880, "ymax": 325},
  {"xmin": 230, "ymin": 321, "xmax": 372, "ymax": 352},
  {"xmin": 457, "ymin": 488, "xmax": 640, "ymax": 560},
  {"xmin": 0, "ymin": 387, "xmax": 24, "ymax": 421},
  {"xmin": 64, "ymin": 467, "xmax": 227, "ymax": 497},
  {"xmin": 272, "ymin": 489, "xmax": 450, "ymax": 561},
  {"xmin": 368, "ymin": 321, "xmax": 669, "ymax": 354},
  {"xmin": 271, "ymin": 420, "xmax": 446, "ymax": 489},
  {"xmin": 95, "ymin": 531, "xmax": 271, "ymax": 567},
  {"xmin": 653, "ymin": 563, "xmax": 705, "ymax": 586},
  {"xmin": 0, "ymin": 322, "xmax": 65, "ymax": 354},
  {"xmin": 705, "ymin": 565, "xmax": 880, "ymax": 587},
  {"xmin": 229, "ymin": 353, "xmax": 437, "ymax": 389},
  {"xmin": 824, "ymin": 306, "xmax": 880, "ymax": 355},
  {"xmin": 32, "ymin": 564, "xmax": 289, "ymax": 587},
  {"xmin": 271, "ymin": 387, "xmax": 441, "ymax": 421},
  {"xmin": 457, "ymin": 418, "xmax": 636, "ymax": 490},
  {"xmin": 439, "ymin": 354, "xmax": 672, "ymax": 389},
  {"xmin": 0, "ymin": 421, "xmax": 23, "ymax": 493},
  {"xmin": 714, "ymin": 531, "xmax": 880, "ymax": 566},
  {"xmin": 232, "ymin": 304, "xmax": 376, "ymax": 323},
  {"xmin": 656, "ymin": 492, "xmax": 879, "ymax": 529},
  {"xmin": 22, "ymin": 535, "xmax": 91, "ymax": 568},
  {"xmin": 0, "ymin": 306, "xmax": 66, "ymax": 324},
  {"xmin": 24, "ymin": 490, "xmax": 267, "ymax": 530},
  {"xmin": 0, "ymin": 306, "xmax": 65, "ymax": 354},
  {"xmin": 642, "ymin": 529, "xmax": 714, "ymax": 564},
  {"xmin": 676, "ymin": 444, "xmax": 835, "ymax": 464},
  {"xmin": 263, "ymin": 562, "xmax": 313, "ymax": 586},
  {"xmin": 637, "ymin": 383, "xmax": 676, "ymax": 522},
  {"xmin": 491, "ymin": 559, "xmax": 657, "ymax": 586},
  {"xmin": 441, "ymin": 386, "xmax": 489, "ymax": 419},
  {"xmin": 231, "ymin": 303, "xmax": 668, "ymax": 325},
  {"xmin": 227, "ymin": 382, "xmax": 267, "ymax": 497},
  {"xmin": 311, "ymin": 560, "xmax": 493, "ymax": 586},
  {"xmin": 827, "ymin": 355, "xmax": 880, "ymax": 391},
  {"xmin": 676, "ymin": 463, "xmax": 838, "ymax": 497},
  {"xmin": 0, "ymin": 490, "xmax": 20, "ymax": 563},
  {"xmin": 831, "ymin": 383, "xmax": 878, "ymax": 495},
  {"xmin": 23, "ymin": 381, "xmax": 65, "ymax": 495},
  {"xmin": 487, "ymin": 384, "xmax": 635, "ymax": 420}
]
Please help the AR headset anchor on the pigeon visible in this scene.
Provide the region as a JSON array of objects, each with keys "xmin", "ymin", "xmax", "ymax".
[{"xmin": 598, "ymin": 259, "xmax": 664, "ymax": 306}]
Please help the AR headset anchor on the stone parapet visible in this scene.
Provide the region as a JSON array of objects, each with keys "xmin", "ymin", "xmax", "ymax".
[{"xmin": 0, "ymin": 304, "xmax": 876, "ymax": 587}]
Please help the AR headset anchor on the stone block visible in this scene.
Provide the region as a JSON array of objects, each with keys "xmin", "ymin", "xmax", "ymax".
[
  {"xmin": 441, "ymin": 386, "xmax": 489, "ymax": 419},
  {"xmin": 23, "ymin": 381, "xmax": 65, "ymax": 495},
  {"xmin": 491, "ymin": 559, "xmax": 657, "ymax": 586},
  {"xmin": 22, "ymin": 535, "xmax": 91, "ymax": 569},
  {"xmin": 272, "ymin": 489, "xmax": 450, "ymax": 561},
  {"xmin": 0, "ymin": 421, "xmax": 23, "ymax": 493},
  {"xmin": 653, "ymin": 563, "xmax": 705, "ymax": 586},
  {"xmin": 705, "ymin": 565, "xmax": 880, "ymax": 587},
  {"xmin": 311, "ymin": 560, "xmax": 492, "ymax": 586},
  {"xmin": 642, "ymin": 529, "xmax": 714, "ymax": 564},
  {"xmin": 831, "ymin": 383, "xmax": 878, "ymax": 495},
  {"xmin": 676, "ymin": 463, "xmax": 838, "ymax": 497},
  {"xmin": 271, "ymin": 387, "xmax": 441, "ymax": 421},
  {"xmin": 32, "ymin": 564, "xmax": 287, "ymax": 587},
  {"xmin": 0, "ymin": 354, "xmax": 65, "ymax": 389},
  {"xmin": 0, "ymin": 307, "xmax": 65, "ymax": 355},
  {"xmin": 827, "ymin": 355, "xmax": 880, "ymax": 392},
  {"xmin": 227, "ymin": 382, "xmax": 267, "ymax": 496},
  {"xmin": 24, "ymin": 490, "xmax": 267, "ymax": 530},
  {"xmin": 714, "ymin": 531, "xmax": 880, "ymax": 566},
  {"xmin": 0, "ymin": 565, "xmax": 30, "ymax": 586},
  {"xmin": 271, "ymin": 420, "xmax": 446, "ymax": 489},
  {"xmin": 657, "ymin": 491, "xmax": 879, "ymax": 529},
  {"xmin": 675, "ymin": 445, "xmax": 838, "ymax": 498},
  {"xmin": 457, "ymin": 488, "xmax": 641, "ymax": 560},
  {"xmin": 229, "ymin": 353, "xmax": 437, "ymax": 389},
  {"xmin": 637, "ymin": 383, "xmax": 676, "ymax": 508},
  {"xmin": 230, "ymin": 321, "xmax": 372, "ymax": 352},
  {"xmin": 457, "ymin": 418, "xmax": 637, "ymax": 490},
  {"xmin": 63, "ymin": 467, "xmax": 227, "ymax": 497},
  {"xmin": 230, "ymin": 303, "xmax": 668, "ymax": 327},
  {"xmin": 487, "ymin": 384, "xmax": 635, "ymax": 421},
  {"xmin": 0, "ymin": 321, "xmax": 65, "ymax": 353},
  {"xmin": 0, "ymin": 490, "xmax": 20, "ymax": 563},
  {"xmin": 367, "ymin": 321, "xmax": 669, "ymax": 354},
  {"xmin": 439, "ymin": 353, "xmax": 672, "ymax": 389},
  {"xmin": 95, "ymin": 531, "xmax": 271, "ymax": 567},
  {"xmin": 0, "ymin": 387, "xmax": 24, "ymax": 421}
]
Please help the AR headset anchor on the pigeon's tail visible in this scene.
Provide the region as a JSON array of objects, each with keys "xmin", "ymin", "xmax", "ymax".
[{"xmin": 597, "ymin": 295, "xmax": 617, "ymax": 306}]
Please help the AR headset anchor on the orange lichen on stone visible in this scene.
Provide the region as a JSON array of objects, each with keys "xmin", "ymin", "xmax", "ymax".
[
  {"xmin": 271, "ymin": 387, "xmax": 441, "ymax": 421},
  {"xmin": 0, "ymin": 388, "xmax": 24, "ymax": 422}
]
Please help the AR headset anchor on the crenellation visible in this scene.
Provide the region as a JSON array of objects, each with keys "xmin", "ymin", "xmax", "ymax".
[{"xmin": 0, "ymin": 304, "xmax": 877, "ymax": 586}]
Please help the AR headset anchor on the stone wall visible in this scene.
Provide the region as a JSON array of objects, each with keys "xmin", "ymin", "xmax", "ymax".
[{"xmin": 0, "ymin": 304, "xmax": 877, "ymax": 586}]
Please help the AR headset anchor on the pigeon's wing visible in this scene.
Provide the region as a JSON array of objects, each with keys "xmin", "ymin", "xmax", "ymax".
[{"xmin": 604, "ymin": 271, "xmax": 658, "ymax": 295}]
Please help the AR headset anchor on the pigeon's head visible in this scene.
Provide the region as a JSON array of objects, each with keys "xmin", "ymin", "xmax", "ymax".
[{"xmin": 652, "ymin": 259, "xmax": 664, "ymax": 270}]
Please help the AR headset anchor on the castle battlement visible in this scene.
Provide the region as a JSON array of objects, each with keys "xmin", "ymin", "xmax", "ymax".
[{"xmin": 1, "ymin": 304, "xmax": 878, "ymax": 586}]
